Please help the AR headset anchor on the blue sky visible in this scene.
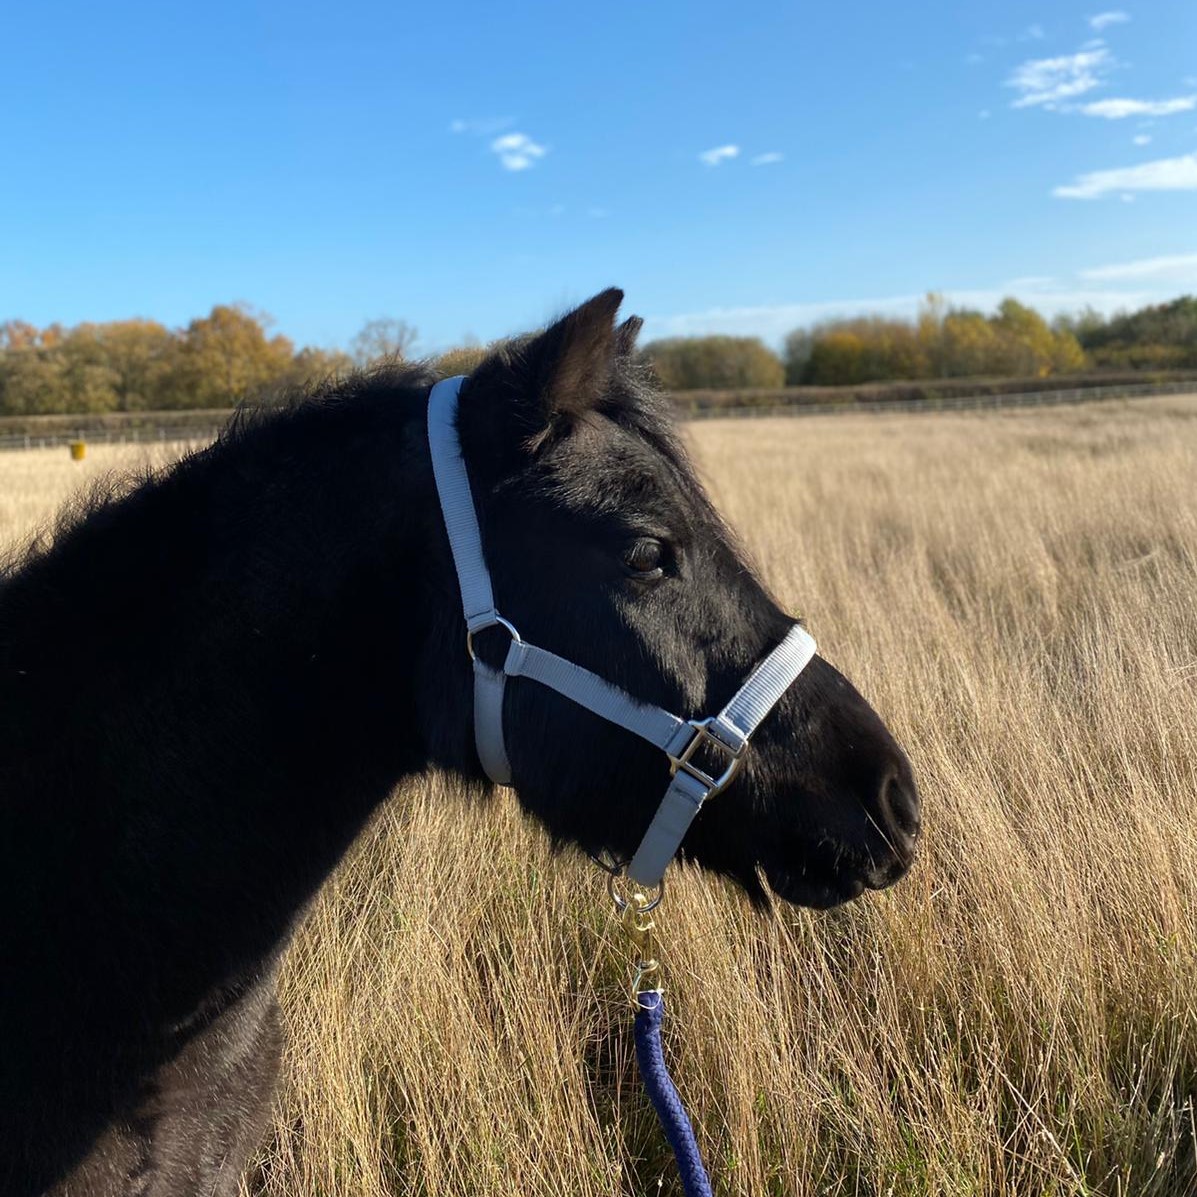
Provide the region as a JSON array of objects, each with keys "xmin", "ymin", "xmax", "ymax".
[{"xmin": 2, "ymin": 1, "xmax": 1195, "ymax": 352}]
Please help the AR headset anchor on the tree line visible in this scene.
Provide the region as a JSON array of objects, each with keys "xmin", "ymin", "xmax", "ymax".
[
  {"xmin": 2, "ymin": 294, "xmax": 1194, "ymax": 416},
  {"xmin": 0, "ymin": 306, "xmax": 422, "ymax": 417},
  {"xmin": 642, "ymin": 294, "xmax": 1197, "ymax": 390}
]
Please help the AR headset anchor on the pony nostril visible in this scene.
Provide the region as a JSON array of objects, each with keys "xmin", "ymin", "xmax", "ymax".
[
  {"xmin": 859, "ymin": 768, "xmax": 921, "ymax": 891},
  {"xmin": 877, "ymin": 767, "xmax": 921, "ymax": 847}
]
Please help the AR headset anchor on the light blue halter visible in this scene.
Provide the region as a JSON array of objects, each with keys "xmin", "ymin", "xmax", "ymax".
[{"xmin": 427, "ymin": 375, "xmax": 817, "ymax": 887}]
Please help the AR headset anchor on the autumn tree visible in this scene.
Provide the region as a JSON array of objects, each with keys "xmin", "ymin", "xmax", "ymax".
[
  {"xmin": 639, "ymin": 336, "xmax": 784, "ymax": 390},
  {"xmin": 916, "ymin": 293, "xmax": 948, "ymax": 377},
  {"xmin": 1072, "ymin": 296, "xmax": 1197, "ymax": 368},
  {"xmin": 940, "ymin": 310, "xmax": 1002, "ymax": 376},
  {"xmin": 796, "ymin": 318, "xmax": 928, "ymax": 384},
  {"xmin": 782, "ymin": 328, "xmax": 815, "ymax": 384},
  {"xmin": 989, "ymin": 299, "xmax": 1057, "ymax": 375},
  {"xmin": 0, "ymin": 348, "xmax": 66, "ymax": 415},
  {"xmin": 169, "ymin": 304, "xmax": 295, "ymax": 408},
  {"xmin": 0, "ymin": 320, "xmax": 42, "ymax": 351},
  {"xmin": 351, "ymin": 318, "xmax": 419, "ymax": 367},
  {"xmin": 52, "ymin": 321, "xmax": 180, "ymax": 412},
  {"xmin": 275, "ymin": 346, "xmax": 356, "ymax": 391},
  {"xmin": 788, "ymin": 296, "xmax": 1090, "ymax": 385},
  {"xmin": 0, "ymin": 324, "xmax": 122, "ymax": 414},
  {"xmin": 89, "ymin": 320, "xmax": 177, "ymax": 411},
  {"xmin": 803, "ymin": 330, "xmax": 870, "ymax": 385}
]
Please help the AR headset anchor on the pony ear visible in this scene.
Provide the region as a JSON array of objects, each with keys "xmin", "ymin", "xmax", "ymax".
[
  {"xmin": 522, "ymin": 287, "xmax": 624, "ymax": 419},
  {"xmin": 615, "ymin": 314, "xmax": 643, "ymax": 357},
  {"xmin": 459, "ymin": 289, "xmax": 625, "ymax": 468}
]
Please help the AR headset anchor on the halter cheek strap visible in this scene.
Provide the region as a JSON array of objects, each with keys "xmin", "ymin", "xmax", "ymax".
[{"xmin": 427, "ymin": 376, "xmax": 817, "ymax": 887}]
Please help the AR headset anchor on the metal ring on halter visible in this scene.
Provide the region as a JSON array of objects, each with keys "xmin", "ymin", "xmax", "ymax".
[
  {"xmin": 465, "ymin": 615, "xmax": 522, "ymax": 662},
  {"xmin": 608, "ymin": 869, "xmax": 665, "ymax": 914}
]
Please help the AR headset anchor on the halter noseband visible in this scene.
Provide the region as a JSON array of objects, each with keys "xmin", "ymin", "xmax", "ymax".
[{"xmin": 427, "ymin": 376, "xmax": 817, "ymax": 887}]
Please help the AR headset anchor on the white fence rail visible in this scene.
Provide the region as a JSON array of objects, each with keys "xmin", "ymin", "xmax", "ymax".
[
  {"xmin": 1, "ymin": 381, "xmax": 1193, "ymax": 453},
  {"xmin": 0, "ymin": 424, "xmax": 228, "ymax": 453}
]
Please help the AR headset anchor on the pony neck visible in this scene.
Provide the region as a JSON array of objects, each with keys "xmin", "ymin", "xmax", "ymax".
[{"xmin": 0, "ymin": 382, "xmax": 443, "ymax": 1025}]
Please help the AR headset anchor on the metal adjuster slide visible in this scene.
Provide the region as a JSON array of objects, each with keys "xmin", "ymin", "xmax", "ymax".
[{"xmin": 667, "ymin": 717, "xmax": 747, "ymax": 795}]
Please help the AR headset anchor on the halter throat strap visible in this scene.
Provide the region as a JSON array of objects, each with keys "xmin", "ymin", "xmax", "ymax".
[{"xmin": 427, "ymin": 376, "xmax": 817, "ymax": 886}]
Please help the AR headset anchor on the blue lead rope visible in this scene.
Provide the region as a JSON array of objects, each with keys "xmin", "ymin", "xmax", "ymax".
[{"xmin": 634, "ymin": 990, "xmax": 714, "ymax": 1197}]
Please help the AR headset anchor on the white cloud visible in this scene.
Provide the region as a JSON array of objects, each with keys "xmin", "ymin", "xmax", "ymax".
[
  {"xmin": 490, "ymin": 132, "xmax": 548, "ymax": 171},
  {"xmin": 1053, "ymin": 152, "xmax": 1197, "ymax": 198},
  {"xmin": 750, "ymin": 152, "xmax": 784, "ymax": 166},
  {"xmin": 1080, "ymin": 96, "xmax": 1197, "ymax": 118},
  {"xmin": 1080, "ymin": 252, "xmax": 1197, "ymax": 281},
  {"xmin": 1020, "ymin": 23, "xmax": 1046, "ymax": 40},
  {"xmin": 1006, "ymin": 46, "xmax": 1112, "ymax": 109},
  {"xmin": 1133, "ymin": 133, "xmax": 1152, "ymax": 145},
  {"xmin": 1088, "ymin": 11, "xmax": 1130, "ymax": 31},
  {"xmin": 699, "ymin": 144, "xmax": 740, "ymax": 166}
]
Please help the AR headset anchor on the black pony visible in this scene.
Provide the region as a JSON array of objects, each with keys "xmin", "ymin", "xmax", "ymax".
[{"xmin": 0, "ymin": 290, "xmax": 919, "ymax": 1195}]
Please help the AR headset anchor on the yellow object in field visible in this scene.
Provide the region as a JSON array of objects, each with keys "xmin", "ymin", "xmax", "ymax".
[{"xmin": 69, "ymin": 441, "xmax": 86, "ymax": 461}]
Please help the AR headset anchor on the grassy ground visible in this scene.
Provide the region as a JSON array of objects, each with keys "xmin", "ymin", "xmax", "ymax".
[{"xmin": 3, "ymin": 397, "xmax": 1195, "ymax": 1196}]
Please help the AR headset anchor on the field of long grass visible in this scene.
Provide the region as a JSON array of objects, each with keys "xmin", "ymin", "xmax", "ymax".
[{"xmin": 3, "ymin": 396, "xmax": 1195, "ymax": 1196}]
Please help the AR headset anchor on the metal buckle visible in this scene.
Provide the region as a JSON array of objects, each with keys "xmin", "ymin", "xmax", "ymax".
[
  {"xmin": 465, "ymin": 614, "xmax": 521, "ymax": 662},
  {"xmin": 668, "ymin": 717, "xmax": 746, "ymax": 794}
]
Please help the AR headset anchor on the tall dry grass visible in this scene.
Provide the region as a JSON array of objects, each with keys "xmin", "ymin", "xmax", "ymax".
[{"xmin": 2, "ymin": 398, "xmax": 1195, "ymax": 1196}]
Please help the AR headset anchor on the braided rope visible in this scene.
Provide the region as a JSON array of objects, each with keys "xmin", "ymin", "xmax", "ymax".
[{"xmin": 634, "ymin": 991, "xmax": 714, "ymax": 1197}]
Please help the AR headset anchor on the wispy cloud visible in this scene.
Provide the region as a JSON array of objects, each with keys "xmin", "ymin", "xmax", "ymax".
[
  {"xmin": 1133, "ymin": 133, "xmax": 1152, "ymax": 145},
  {"xmin": 1053, "ymin": 152, "xmax": 1197, "ymax": 198},
  {"xmin": 450, "ymin": 116, "xmax": 514, "ymax": 136},
  {"xmin": 490, "ymin": 132, "xmax": 548, "ymax": 171},
  {"xmin": 1006, "ymin": 46, "xmax": 1112, "ymax": 109},
  {"xmin": 1079, "ymin": 95, "xmax": 1197, "ymax": 118},
  {"xmin": 1020, "ymin": 23, "xmax": 1047, "ymax": 41},
  {"xmin": 1080, "ymin": 252, "xmax": 1197, "ymax": 281},
  {"xmin": 750, "ymin": 152, "xmax": 784, "ymax": 166},
  {"xmin": 699, "ymin": 144, "xmax": 740, "ymax": 167},
  {"xmin": 1088, "ymin": 11, "xmax": 1130, "ymax": 32}
]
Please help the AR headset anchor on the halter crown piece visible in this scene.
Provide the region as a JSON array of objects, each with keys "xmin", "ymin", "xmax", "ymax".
[{"xmin": 427, "ymin": 376, "xmax": 817, "ymax": 887}]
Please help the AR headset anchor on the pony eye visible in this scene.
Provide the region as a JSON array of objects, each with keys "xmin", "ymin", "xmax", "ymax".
[{"xmin": 624, "ymin": 538, "xmax": 664, "ymax": 575}]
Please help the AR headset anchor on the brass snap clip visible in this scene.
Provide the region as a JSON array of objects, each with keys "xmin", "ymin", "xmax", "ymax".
[{"xmin": 611, "ymin": 877, "xmax": 664, "ymax": 1006}]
